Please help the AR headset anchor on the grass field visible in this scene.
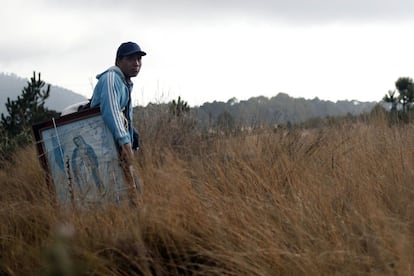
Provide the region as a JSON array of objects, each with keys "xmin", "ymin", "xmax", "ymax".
[{"xmin": 1, "ymin": 113, "xmax": 414, "ymax": 275}]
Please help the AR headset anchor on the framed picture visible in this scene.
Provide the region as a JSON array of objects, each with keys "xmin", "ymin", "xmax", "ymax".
[{"xmin": 32, "ymin": 107, "xmax": 131, "ymax": 207}]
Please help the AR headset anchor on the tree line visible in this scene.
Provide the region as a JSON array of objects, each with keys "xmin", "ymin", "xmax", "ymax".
[{"xmin": 2, "ymin": 71, "xmax": 413, "ymax": 165}]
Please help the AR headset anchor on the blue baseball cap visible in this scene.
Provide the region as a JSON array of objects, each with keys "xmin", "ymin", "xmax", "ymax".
[{"xmin": 116, "ymin": 42, "xmax": 146, "ymax": 57}]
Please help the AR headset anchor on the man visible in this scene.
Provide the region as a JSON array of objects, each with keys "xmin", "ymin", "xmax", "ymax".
[{"xmin": 90, "ymin": 41, "xmax": 146, "ymax": 201}]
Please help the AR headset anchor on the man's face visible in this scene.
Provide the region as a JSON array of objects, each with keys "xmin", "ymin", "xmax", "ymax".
[{"xmin": 117, "ymin": 53, "xmax": 142, "ymax": 79}]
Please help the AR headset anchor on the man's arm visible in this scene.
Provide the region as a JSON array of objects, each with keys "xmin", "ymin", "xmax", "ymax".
[{"xmin": 95, "ymin": 72, "xmax": 131, "ymax": 146}]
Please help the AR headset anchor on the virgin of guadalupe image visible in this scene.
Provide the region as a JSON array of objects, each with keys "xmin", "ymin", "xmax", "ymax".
[{"xmin": 71, "ymin": 135, "xmax": 104, "ymax": 198}]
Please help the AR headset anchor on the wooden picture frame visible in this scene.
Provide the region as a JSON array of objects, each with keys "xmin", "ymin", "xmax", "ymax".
[{"xmin": 32, "ymin": 107, "xmax": 131, "ymax": 207}]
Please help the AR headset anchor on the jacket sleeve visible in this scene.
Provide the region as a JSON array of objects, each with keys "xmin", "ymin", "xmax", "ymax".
[{"xmin": 97, "ymin": 72, "xmax": 131, "ymax": 145}]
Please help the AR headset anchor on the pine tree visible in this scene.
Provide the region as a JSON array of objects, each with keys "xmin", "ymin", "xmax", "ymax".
[
  {"xmin": 169, "ymin": 96, "xmax": 190, "ymax": 117},
  {"xmin": 0, "ymin": 71, "xmax": 58, "ymax": 157},
  {"xmin": 395, "ymin": 77, "xmax": 414, "ymax": 113},
  {"xmin": 383, "ymin": 90, "xmax": 398, "ymax": 112}
]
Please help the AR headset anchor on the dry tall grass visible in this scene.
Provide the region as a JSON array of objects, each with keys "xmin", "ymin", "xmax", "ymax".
[{"xmin": 1, "ymin": 113, "xmax": 414, "ymax": 275}]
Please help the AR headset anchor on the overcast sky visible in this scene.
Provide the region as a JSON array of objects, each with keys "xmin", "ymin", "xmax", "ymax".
[{"xmin": 2, "ymin": 0, "xmax": 414, "ymax": 106}]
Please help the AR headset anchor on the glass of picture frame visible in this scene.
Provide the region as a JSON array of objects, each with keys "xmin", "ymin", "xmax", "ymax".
[{"xmin": 32, "ymin": 107, "xmax": 134, "ymax": 208}]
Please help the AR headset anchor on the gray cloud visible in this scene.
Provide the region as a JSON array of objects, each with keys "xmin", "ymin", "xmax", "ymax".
[{"xmin": 44, "ymin": 0, "xmax": 414, "ymax": 23}]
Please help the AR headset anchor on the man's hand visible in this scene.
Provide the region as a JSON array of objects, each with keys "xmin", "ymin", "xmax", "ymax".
[
  {"xmin": 119, "ymin": 142, "xmax": 141, "ymax": 205},
  {"xmin": 121, "ymin": 143, "xmax": 134, "ymax": 165}
]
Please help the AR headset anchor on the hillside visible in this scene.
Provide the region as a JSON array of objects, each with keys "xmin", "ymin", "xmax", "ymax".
[{"xmin": 0, "ymin": 72, "xmax": 87, "ymax": 115}]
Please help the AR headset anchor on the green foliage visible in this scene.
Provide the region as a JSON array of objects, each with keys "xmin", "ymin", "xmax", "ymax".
[
  {"xmin": 383, "ymin": 90, "xmax": 398, "ymax": 112},
  {"xmin": 169, "ymin": 96, "xmax": 190, "ymax": 117},
  {"xmin": 384, "ymin": 77, "xmax": 414, "ymax": 114},
  {"xmin": 395, "ymin": 77, "xmax": 414, "ymax": 112},
  {"xmin": 381, "ymin": 77, "xmax": 414, "ymax": 124},
  {"xmin": 0, "ymin": 71, "xmax": 58, "ymax": 161}
]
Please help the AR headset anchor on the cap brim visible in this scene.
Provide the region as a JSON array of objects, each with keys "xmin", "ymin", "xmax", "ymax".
[{"xmin": 123, "ymin": 50, "xmax": 146, "ymax": 57}]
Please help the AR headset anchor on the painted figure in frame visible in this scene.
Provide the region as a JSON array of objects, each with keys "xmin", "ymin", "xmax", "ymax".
[{"xmin": 71, "ymin": 135, "xmax": 104, "ymax": 196}]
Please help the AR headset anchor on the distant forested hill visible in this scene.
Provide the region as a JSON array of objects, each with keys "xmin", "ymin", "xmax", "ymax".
[
  {"xmin": 135, "ymin": 93, "xmax": 379, "ymax": 130},
  {"xmin": 137, "ymin": 93, "xmax": 379, "ymax": 129},
  {"xmin": 195, "ymin": 93, "xmax": 378, "ymax": 127},
  {"xmin": 0, "ymin": 72, "xmax": 87, "ymax": 115}
]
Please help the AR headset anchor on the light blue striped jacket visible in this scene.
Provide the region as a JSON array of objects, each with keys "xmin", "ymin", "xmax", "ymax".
[{"xmin": 90, "ymin": 66, "xmax": 134, "ymax": 146}]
